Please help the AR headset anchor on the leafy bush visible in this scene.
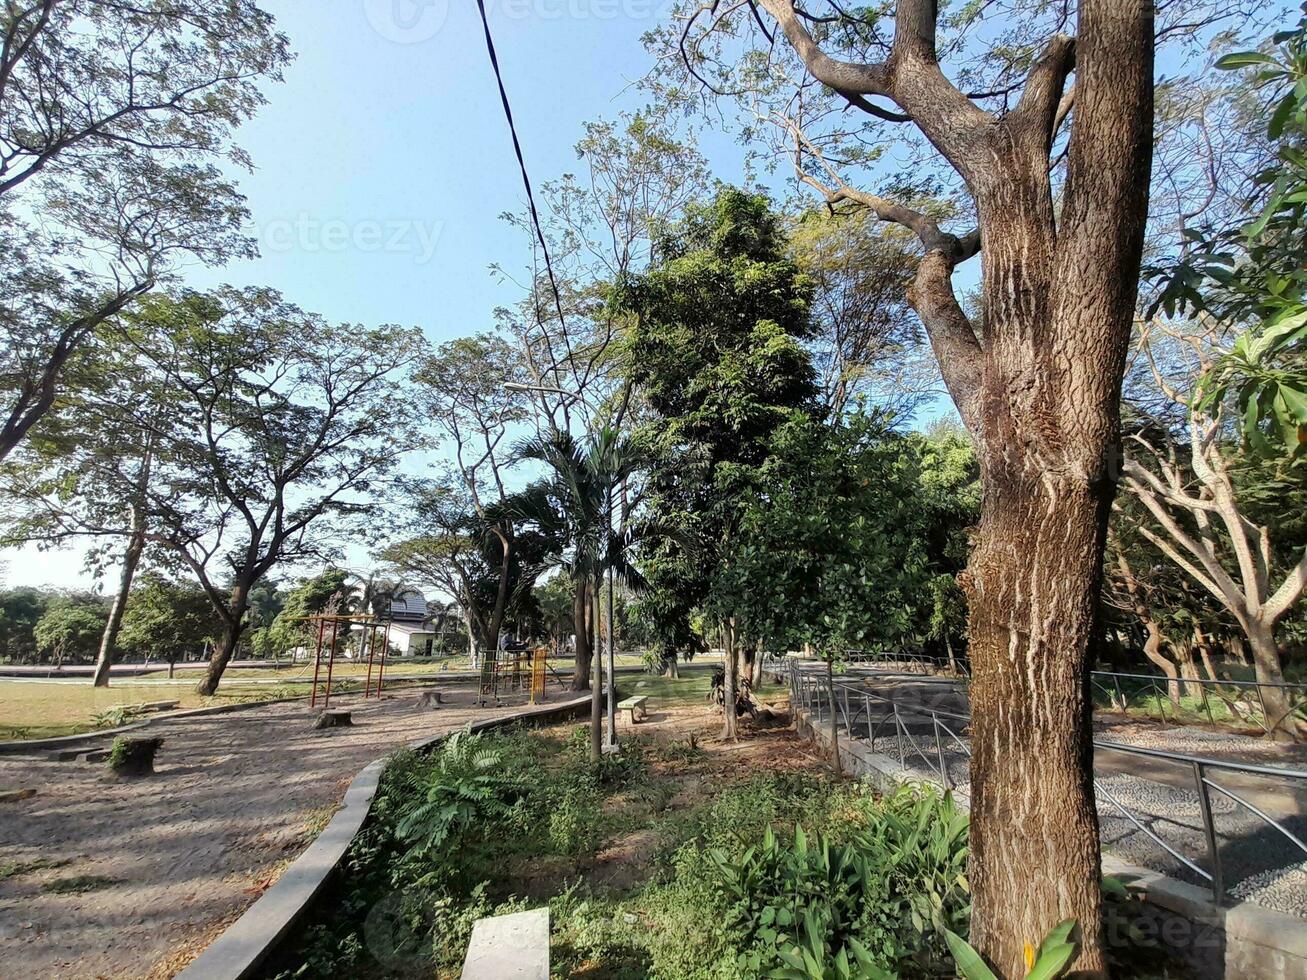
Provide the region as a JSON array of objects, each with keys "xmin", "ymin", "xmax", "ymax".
[
  {"xmin": 699, "ymin": 786, "xmax": 969, "ymax": 977},
  {"xmin": 391, "ymin": 731, "xmax": 532, "ymax": 882}
]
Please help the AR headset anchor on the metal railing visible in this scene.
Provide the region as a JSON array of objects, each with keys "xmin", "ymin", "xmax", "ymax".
[
  {"xmin": 788, "ymin": 662, "xmax": 1307, "ymax": 905},
  {"xmin": 1090, "ymin": 669, "xmax": 1307, "ymax": 736}
]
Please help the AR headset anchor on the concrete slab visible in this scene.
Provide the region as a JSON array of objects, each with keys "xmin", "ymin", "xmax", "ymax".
[{"xmin": 460, "ymin": 908, "xmax": 549, "ymax": 980}]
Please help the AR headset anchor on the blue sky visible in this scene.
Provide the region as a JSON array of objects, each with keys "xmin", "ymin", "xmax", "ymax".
[
  {"xmin": 184, "ymin": 0, "xmax": 751, "ymax": 335},
  {"xmin": 4, "ymin": 0, "xmax": 761, "ymax": 590}
]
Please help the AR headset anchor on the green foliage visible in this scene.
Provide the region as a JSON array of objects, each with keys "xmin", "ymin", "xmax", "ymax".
[
  {"xmin": 623, "ymin": 188, "xmax": 819, "ymax": 660},
  {"xmin": 260, "ymin": 569, "xmax": 352, "ymax": 658},
  {"xmin": 721, "ymin": 413, "xmax": 978, "ymax": 661},
  {"xmin": 32, "ymin": 598, "xmax": 107, "ymax": 664},
  {"xmin": 701, "ymin": 787, "xmax": 970, "ymax": 977},
  {"xmin": 944, "ymin": 919, "xmax": 1079, "ymax": 980},
  {"xmin": 119, "ymin": 573, "xmax": 216, "ymax": 663},
  {"xmin": 390, "ymin": 732, "xmax": 533, "ymax": 881},
  {"xmin": 1151, "ymin": 9, "xmax": 1307, "ymax": 457}
]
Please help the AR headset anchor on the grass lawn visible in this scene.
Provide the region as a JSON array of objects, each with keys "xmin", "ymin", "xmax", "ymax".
[{"xmin": 0, "ymin": 679, "xmax": 334, "ymax": 741}]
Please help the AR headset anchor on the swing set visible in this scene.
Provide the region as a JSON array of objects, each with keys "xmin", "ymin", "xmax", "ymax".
[{"xmin": 303, "ymin": 612, "xmax": 393, "ymax": 709}]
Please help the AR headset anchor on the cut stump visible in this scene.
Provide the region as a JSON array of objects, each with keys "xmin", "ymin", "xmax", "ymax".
[
  {"xmin": 416, "ymin": 690, "xmax": 444, "ymax": 709},
  {"xmin": 313, "ymin": 709, "xmax": 353, "ymax": 730},
  {"xmin": 108, "ymin": 736, "xmax": 163, "ymax": 778}
]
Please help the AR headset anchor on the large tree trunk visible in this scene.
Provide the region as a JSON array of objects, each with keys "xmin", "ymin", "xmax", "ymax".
[
  {"xmin": 91, "ymin": 523, "xmax": 145, "ymax": 688},
  {"xmin": 572, "ymin": 578, "xmax": 591, "ymax": 692},
  {"xmin": 1248, "ymin": 620, "xmax": 1297, "ymax": 740},
  {"xmin": 197, "ymin": 581, "xmax": 250, "ymax": 695},
  {"xmin": 721, "ymin": 619, "xmax": 738, "ymax": 740},
  {"xmin": 966, "ymin": 478, "xmax": 1109, "ymax": 977},
  {"xmin": 959, "ymin": 0, "xmax": 1152, "ymax": 969}
]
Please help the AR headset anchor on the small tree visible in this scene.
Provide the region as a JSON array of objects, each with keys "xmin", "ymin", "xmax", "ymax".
[
  {"xmin": 1121, "ymin": 325, "xmax": 1306, "ymax": 738},
  {"xmin": 119, "ymin": 574, "xmax": 216, "ymax": 676},
  {"xmin": 34, "ymin": 599, "xmax": 106, "ymax": 668}
]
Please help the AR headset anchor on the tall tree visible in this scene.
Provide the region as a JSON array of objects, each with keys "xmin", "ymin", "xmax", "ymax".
[
  {"xmin": 504, "ymin": 426, "xmax": 649, "ymax": 762},
  {"xmin": 655, "ymin": 0, "xmax": 1166, "ymax": 966},
  {"xmin": 624, "ymin": 189, "xmax": 817, "ymax": 739},
  {"xmin": 413, "ymin": 335, "xmax": 530, "ymax": 661},
  {"xmin": 1120, "ymin": 323, "xmax": 1306, "ymax": 738},
  {"xmin": 0, "ymin": 0, "xmax": 290, "ymax": 461},
  {"xmin": 124, "ymin": 288, "xmax": 421, "ymax": 694}
]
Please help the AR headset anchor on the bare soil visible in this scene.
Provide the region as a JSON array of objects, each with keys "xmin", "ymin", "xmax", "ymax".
[{"xmin": 0, "ymin": 687, "xmax": 562, "ymax": 979}]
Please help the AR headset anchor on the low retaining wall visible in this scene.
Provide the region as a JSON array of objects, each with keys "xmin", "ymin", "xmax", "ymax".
[
  {"xmin": 793, "ymin": 707, "xmax": 1307, "ymax": 980},
  {"xmin": 176, "ymin": 695, "xmax": 592, "ymax": 980}
]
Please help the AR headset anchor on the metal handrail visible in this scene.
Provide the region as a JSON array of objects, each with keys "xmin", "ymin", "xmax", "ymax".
[{"xmin": 788, "ymin": 662, "xmax": 1307, "ymax": 904}]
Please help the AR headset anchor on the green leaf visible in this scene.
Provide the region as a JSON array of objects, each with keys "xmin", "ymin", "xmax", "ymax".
[
  {"xmin": 1215, "ymin": 51, "xmax": 1279, "ymax": 68},
  {"xmin": 944, "ymin": 929, "xmax": 1000, "ymax": 980}
]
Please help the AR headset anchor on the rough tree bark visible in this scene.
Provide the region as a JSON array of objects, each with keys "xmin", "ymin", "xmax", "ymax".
[
  {"xmin": 573, "ymin": 579, "xmax": 592, "ymax": 692},
  {"xmin": 197, "ymin": 580, "xmax": 250, "ymax": 696},
  {"xmin": 747, "ymin": 0, "xmax": 1154, "ymax": 969}
]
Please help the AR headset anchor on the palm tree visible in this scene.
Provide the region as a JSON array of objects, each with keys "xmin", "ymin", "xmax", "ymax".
[{"xmin": 504, "ymin": 426, "xmax": 649, "ymax": 763}]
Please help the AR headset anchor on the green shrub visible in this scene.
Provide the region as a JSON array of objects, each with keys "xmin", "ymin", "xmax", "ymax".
[
  {"xmin": 390, "ymin": 732, "xmax": 533, "ymax": 885},
  {"xmin": 697, "ymin": 786, "xmax": 969, "ymax": 977}
]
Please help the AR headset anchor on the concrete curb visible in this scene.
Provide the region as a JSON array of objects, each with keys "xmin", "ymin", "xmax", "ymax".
[
  {"xmin": 793, "ymin": 707, "xmax": 1307, "ymax": 979},
  {"xmin": 176, "ymin": 695, "xmax": 592, "ymax": 980}
]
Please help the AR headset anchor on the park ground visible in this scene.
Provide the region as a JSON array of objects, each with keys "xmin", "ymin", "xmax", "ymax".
[
  {"xmin": 0, "ymin": 667, "xmax": 760, "ymax": 979},
  {"xmin": 0, "ymin": 654, "xmax": 652, "ymax": 740}
]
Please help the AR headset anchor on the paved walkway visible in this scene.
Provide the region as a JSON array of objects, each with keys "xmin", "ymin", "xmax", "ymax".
[
  {"xmin": 0, "ymin": 688, "xmax": 549, "ymax": 979},
  {"xmin": 821, "ymin": 673, "xmax": 1307, "ymax": 918}
]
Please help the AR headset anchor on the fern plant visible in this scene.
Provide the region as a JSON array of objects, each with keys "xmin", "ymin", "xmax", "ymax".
[{"xmin": 392, "ymin": 732, "xmax": 529, "ymax": 870}]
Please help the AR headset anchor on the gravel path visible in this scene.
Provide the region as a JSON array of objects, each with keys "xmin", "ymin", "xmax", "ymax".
[{"xmin": 0, "ymin": 687, "xmax": 555, "ymax": 979}]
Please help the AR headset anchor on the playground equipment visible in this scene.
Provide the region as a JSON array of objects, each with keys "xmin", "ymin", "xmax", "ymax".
[
  {"xmin": 476, "ymin": 643, "xmax": 554, "ymax": 706},
  {"xmin": 303, "ymin": 611, "xmax": 393, "ymax": 709}
]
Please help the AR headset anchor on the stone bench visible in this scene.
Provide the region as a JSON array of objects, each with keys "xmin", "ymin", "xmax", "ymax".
[
  {"xmin": 461, "ymin": 907, "xmax": 549, "ymax": 979},
  {"xmin": 617, "ymin": 695, "xmax": 648, "ymax": 725}
]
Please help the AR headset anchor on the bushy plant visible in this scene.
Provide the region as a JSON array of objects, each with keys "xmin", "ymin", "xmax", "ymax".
[{"xmin": 699, "ymin": 786, "xmax": 969, "ymax": 977}]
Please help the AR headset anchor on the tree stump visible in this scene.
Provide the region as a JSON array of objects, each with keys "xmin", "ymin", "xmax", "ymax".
[
  {"xmin": 313, "ymin": 709, "xmax": 353, "ymax": 730},
  {"xmin": 416, "ymin": 690, "xmax": 444, "ymax": 709},
  {"xmin": 108, "ymin": 736, "xmax": 163, "ymax": 777}
]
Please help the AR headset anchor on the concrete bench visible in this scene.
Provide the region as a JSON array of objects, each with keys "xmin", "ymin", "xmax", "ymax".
[
  {"xmin": 461, "ymin": 907, "xmax": 549, "ymax": 979},
  {"xmin": 617, "ymin": 695, "xmax": 648, "ymax": 725}
]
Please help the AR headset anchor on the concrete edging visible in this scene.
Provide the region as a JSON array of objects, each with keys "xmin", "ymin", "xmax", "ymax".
[
  {"xmin": 793, "ymin": 707, "xmax": 1307, "ymax": 979},
  {"xmin": 175, "ymin": 695, "xmax": 592, "ymax": 980}
]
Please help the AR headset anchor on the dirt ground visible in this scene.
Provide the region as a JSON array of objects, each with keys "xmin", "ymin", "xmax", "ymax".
[{"xmin": 0, "ymin": 687, "xmax": 568, "ymax": 980}]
